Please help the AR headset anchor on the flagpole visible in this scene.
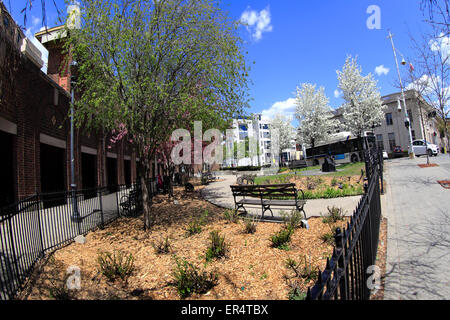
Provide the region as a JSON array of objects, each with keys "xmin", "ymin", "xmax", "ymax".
[{"xmin": 387, "ymin": 31, "xmax": 415, "ymax": 158}]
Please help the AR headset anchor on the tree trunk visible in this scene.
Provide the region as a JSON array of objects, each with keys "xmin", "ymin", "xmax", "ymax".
[{"xmin": 139, "ymin": 158, "xmax": 153, "ymax": 230}]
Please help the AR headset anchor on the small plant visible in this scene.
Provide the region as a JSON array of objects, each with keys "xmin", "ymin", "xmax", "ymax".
[
  {"xmin": 281, "ymin": 210, "xmax": 304, "ymax": 230},
  {"xmin": 48, "ymin": 280, "xmax": 73, "ymax": 300},
  {"xmin": 97, "ymin": 250, "xmax": 134, "ymax": 282},
  {"xmin": 288, "ymin": 284, "xmax": 307, "ymax": 300},
  {"xmin": 322, "ymin": 206, "xmax": 345, "ymax": 224},
  {"xmin": 152, "ymin": 236, "xmax": 171, "ymax": 254},
  {"xmin": 331, "ymin": 178, "xmax": 338, "ymax": 187},
  {"xmin": 224, "ymin": 209, "xmax": 240, "ymax": 223},
  {"xmin": 172, "ymin": 256, "xmax": 218, "ymax": 299},
  {"xmin": 205, "ymin": 231, "xmax": 228, "ymax": 261},
  {"xmin": 243, "ymin": 217, "xmax": 258, "ymax": 234},
  {"xmin": 186, "ymin": 210, "xmax": 209, "ymax": 236},
  {"xmin": 321, "ymin": 231, "xmax": 335, "ymax": 245},
  {"xmin": 270, "ymin": 226, "xmax": 293, "ymax": 249},
  {"xmin": 285, "ymin": 255, "xmax": 319, "ymax": 283}
]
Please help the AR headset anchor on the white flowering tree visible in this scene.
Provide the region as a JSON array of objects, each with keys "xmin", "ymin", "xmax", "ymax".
[
  {"xmin": 294, "ymin": 83, "xmax": 338, "ymax": 148},
  {"xmin": 270, "ymin": 113, "xmax": 295, "ymax": 151},
  {"xmin": 337, "ymin": 56, "xmax": 385, "ymax": 138},
  {"xmin": 270, "ymin": 113, "xmax": 295, "ymax": 164}
]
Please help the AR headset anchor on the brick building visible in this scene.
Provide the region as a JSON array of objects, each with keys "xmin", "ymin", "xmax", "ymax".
[{"xmin": 0, "ymin": 4, "xmax": 142, "ymax": 207}]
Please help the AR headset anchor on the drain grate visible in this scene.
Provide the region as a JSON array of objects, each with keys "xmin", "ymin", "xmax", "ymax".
[{"xmin": 437, "ymin": 180, "xmax": 450, "ymax": 189}]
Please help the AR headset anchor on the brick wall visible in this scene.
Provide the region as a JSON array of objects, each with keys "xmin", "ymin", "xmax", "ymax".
[{"xmin": 0, "ymin": 3, "xmax": 136, "ymax": 202}]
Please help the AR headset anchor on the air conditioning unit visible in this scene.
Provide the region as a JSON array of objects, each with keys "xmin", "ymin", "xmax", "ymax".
[{"xmin": 20, "ymin": 38, "xmax": 44, "ymax": 69}]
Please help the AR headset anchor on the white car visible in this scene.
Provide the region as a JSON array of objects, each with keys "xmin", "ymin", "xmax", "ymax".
[
  {"xmin": 410, "ymin": 139, "xmax": 438, "ymax": 156},
  {"xmin": 382, "ymin": 151, "xmax": 388, "ymax": 160}
]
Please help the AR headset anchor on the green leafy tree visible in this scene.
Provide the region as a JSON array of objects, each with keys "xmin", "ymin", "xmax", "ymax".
[{"xmin": 66, "ymin": 0, "xmax": 249, "ymax": 229}]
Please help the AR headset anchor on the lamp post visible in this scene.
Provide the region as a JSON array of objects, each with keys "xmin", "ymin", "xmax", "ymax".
[
  {"xmin": 387, "ymin": 31, "xmax": 415, "ymax": 158},
  {"xmin": 70, "ymin": 60, "xmax": 81, "ymax": 232}
]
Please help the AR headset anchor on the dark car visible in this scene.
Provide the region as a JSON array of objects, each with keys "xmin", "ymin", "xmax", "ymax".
[{"xmin": 393, "ymin": 146, "xmax": 404, "ymax": 158}]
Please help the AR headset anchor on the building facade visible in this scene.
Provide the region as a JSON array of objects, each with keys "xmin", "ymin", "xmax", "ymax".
[
  {"xmin": 222, "ymin": 114, "xmax": 297, "ymax": 167},
  {"xmin": 332, "ymin": 90, "xmax": 445, "ymax": 155},
  {"xmin": 0, "ymin": 4, "xmax": 141, "ymax": 207}
]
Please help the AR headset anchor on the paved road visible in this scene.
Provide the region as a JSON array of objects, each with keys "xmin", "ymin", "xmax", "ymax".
[
  {"xmin": 202, "ymin": 175, "xmax": 362, "ymax": 220},
  {"xmin": 382, "ymin": 154, "xmax": 450, "ymax": 300}
]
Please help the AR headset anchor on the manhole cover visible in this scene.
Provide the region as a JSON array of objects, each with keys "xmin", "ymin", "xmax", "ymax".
[{"xmin": 437, "ymin": 180, "xmax": 450, "ymax": 189}]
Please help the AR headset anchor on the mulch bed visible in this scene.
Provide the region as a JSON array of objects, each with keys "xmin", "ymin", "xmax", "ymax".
[
  {"xmin": 19, "ymin": 183, "xmax": 346, "ymax": 300},
  {"xmin": 418, "ymin": 163, "xmax": 439, "ymax": 168},
  {"xmin": 370, "ymin": 217, "xmax": 387, "ymax": 300}
]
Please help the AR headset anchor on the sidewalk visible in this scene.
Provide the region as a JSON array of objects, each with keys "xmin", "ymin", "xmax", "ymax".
[
  {"xmin": 382, "ymin": 154, "xmax": 450, "ymax": 300},
  {"xmin": 201, "ymin": 175, "xmax": 361, "ymax": 220}
]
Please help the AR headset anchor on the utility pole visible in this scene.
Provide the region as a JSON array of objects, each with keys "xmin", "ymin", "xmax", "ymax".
[{"xmin": 387, "ymin": 31, "xmax": 415, "ymax": 158}]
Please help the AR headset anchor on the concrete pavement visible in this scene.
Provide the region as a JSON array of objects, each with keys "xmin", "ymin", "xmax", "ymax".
[{"xmin": 382, "ymin": 154, "xmax": 450, "ymax": 300}]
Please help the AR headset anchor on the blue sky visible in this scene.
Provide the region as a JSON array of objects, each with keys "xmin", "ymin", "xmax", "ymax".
[{"xmin": 7, "ymin": 0, "xmax": 432, "ymax": 122}]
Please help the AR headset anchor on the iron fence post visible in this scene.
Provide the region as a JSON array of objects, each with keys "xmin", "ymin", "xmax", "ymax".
[
  {"xmin": 6, "ymin": 208, "xmax": 20, "ymax": 290},
  {"xmin": 36, "ymin": 194, "xmax": 45, "ymax": 256},
  {"xmin": 98, "ymin": 189, "xmax": 104, "ymax": 229}
]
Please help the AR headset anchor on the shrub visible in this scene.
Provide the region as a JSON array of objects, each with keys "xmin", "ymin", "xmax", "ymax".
[
  {"xmin": 152, "ymin": 236, "xmax": 171, "ymax": 254},
  {"xmin": 321, "ymin": 232, "xmax": 335, "ymax": 245},
  {"xmin": 288, "ymin": 285, "xmax": 307, "ymax": 300},
  {"xmin": 270, "ymin": 226, "xmax": 293, "ymax": 249},
  {"xmin": 281, "ymin": 210, "xmax": 304, "ymax": 230},
  {"xmin": 97, "ymin": 250, "xmax": 134, "ymax": 282},
  {"xmin": 322, "ymin": 206, "xmax": 346, "ymax": 224},
  {"xmin": 48, "ymin": 280, "xmax": 73, "ymax": 300},
  {"xmin": 223, "ymin": 209, "xmax": 240, "ymax": 224},
  {"xmin": 243, "ymin": 217, "xmax": 258, "ymax": 234},
  {"xmin": 172, "ymin": 257, "xmax": 218, "ymax": 299},
  {"xmin": 186, "ymin": 220, "xmax": 203, "ymax": 236},
  {"xmin": 205, "ymin": 231, "xmax": 228, "ymax": 261},
  {"xmin": 285, "ymin": 255, "xmax": 319, "ymax": 283},
  {"xmin": 186, "ymin": 211, "xmax": 208, "ymax": 237}
]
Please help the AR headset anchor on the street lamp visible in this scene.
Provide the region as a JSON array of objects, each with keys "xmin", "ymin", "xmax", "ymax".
[
  {"xmin": 387, "ymin": 31, "xmax": 415, "ymax": 159},
  {"xmin": 70, "ymin": 59, "xmax": 82, "ymax": 229}
]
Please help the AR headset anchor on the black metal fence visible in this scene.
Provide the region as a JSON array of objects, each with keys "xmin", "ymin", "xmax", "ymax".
[
  {"xmin": 306, "ymin": 147, "xmax": 383, "ymax": 300},
  {"xmin": 0, "ymin": 179, "xmax": 160, "ymax": 300}
]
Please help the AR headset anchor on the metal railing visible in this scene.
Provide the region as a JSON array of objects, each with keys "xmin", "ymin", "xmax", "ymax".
[
  {"xmin": 306, "ymin": 147, "xmax": 383, "ymax": 300},
  {"xmin": 0, "ymin": 180, "xmax": 157, "ymax": 300}
]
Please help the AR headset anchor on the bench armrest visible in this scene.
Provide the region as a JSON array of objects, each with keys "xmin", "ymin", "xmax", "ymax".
[{"xmin": 296, "ymin": 188, "xmax": 305, "ymax": 201}]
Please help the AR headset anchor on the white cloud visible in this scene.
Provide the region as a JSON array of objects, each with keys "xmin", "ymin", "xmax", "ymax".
[
  {"xmin": 32, "ymin": 16, "xmax": 41, "ymax": 27},
  {"xmin": 429, "ymin": 33, "xmax": 450, "ymax": 64},
  {"xmin": 334, "ymin": 89, "xmax": 342, "ymax": 98},
  {"xmin": 261, "ymin": 97, "xmax": 296, "ymax": 121},
  {"xmin": 375, "ymin": 65, "xmax": 390, "ymax": 76},
  {"xmin": 240, "ymin": 6, "xmax": 273, "ymax": 41}
]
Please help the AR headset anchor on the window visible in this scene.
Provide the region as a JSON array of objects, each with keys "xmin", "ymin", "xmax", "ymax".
[
  {"xmin": 376, "ymin": 134, "xmax": 384, "ymax": 150},
  {"xmin": 388, "ymin": 133, "xmax": 396, "ymax": 151},
  {"xmin": 386, "ymin": 113, "xmax": 393, "ymax": 126},
  {"xmin": 407, "ymin": 110, "xmax": 413, "ymax": 123},
  {"xmin": 411, "ymin": 130, "xmax": 416, "ymax": 140}
]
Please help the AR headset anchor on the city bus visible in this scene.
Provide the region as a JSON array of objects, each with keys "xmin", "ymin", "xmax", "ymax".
[{"xmin": 305, "ymin": 131, "xmax": 376, "ymax": 166}]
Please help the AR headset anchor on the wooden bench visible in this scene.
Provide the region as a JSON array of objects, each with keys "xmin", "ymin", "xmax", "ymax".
[{"xmin": 230, "ymin": 183, "xmax": 306, "ymax": 219}]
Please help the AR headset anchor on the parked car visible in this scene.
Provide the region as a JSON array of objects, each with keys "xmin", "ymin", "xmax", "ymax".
[
  {"xmin": 410, "ymin": 139, "xmax": 438, "ymax": 157},
  {"xmin": 382, "ymin": 151, "xmax": 388, "ymax": 160},
  {"xmin": 392, "ymin": 146, "xmax": 404, "ymax": 158}
]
